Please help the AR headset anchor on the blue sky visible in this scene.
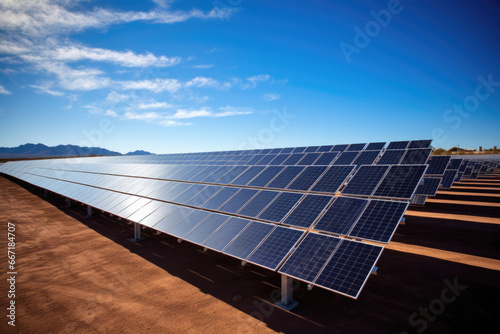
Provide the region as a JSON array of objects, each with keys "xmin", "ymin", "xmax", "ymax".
[{"xmin": 0, "ymin": 0, "xmax": 499, "ymax": 154}]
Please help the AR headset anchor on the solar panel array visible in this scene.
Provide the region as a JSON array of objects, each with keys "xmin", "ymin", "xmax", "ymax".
[{"xmin": 0, "ymin": 140, "xmax": 434, "ymax": 299}]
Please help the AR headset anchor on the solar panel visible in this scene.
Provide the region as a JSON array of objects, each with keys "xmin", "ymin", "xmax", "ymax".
[
  {"xmin": 408, "ymin": 139, "xmax": 432, "ymax": 149},
  {"xmin": 202, "ymin": 217, "xmax": 251, "ymax": 252},
  {"xmin": 201, "ymin": 187, "xmax": 239, "ymax": 210},
  {"xmin": 169, "ymin": 210, "xmax": 211, "ymax": 238},
  {"xmin": 347, "ymin": 143, "xmax": 366, "ymax": 151},
  {"xmin": 387, "ymin": 141, "xmax": 410, "ymax": 150},
  {"xmin": 248, "ymin": 166, "xmax": 285, "ymax": 187},
  {"xmin": 313, "ymin": 196, "xmax": 369, "ymax": 235},
  {"xmin": 373, "ymin": 165, "xmax": 427, "ymax": 199},
  {"xmin": 415, "ymin": 177, "xmax": 441, "ymax": 196},
  {"xmin": 282, "ymin": 153, "xmax": 305, "ymax": 165},
  {"xmin": 215, "ymin": 166, "xmax": 249, "ymax": 184},
  {"xmin": 352, "ymin": 150, "xmax": 381, "ymax": 165},
  {"xmin": 313, "ymin": 152, "xmax": 339, "ymax": 166},
  {"xmin": 222, "ymin": 221, "xmax": 275, "ymax": 260},
  {"xmin": 333, "ymin": 151, "xmax": 360, "ymax": 165},
  {"xmin": 313, "ymin": 239, "xmax": 383, "ymax": 298},
  {"xmin": 448, "ymin": 159, "xmax": 462, "ymax": 170},
  {"xmin": 341, "ymin": 165, "xmax": 389, "ymax": 196},
  {"xmin": 377, "ymin": 150, "xmax": 405, "ymax": 164},
  {"xmin": 287, "ymin": 166, "xmax": 328, "ymax": 191},
  {"xmin": 246, "ymin": 226, "xmax": 305, "ymax": 270},
  {"xmin": 399, "ymin": 149, "xmax": 432, "ymax": 165},
  {"xmin": 282, "ymin": 194, "xmax": 333, "ymax": 228},
  {"xmin": 298, "ymin": 153, "xmax": 321, "ymax": 165},
  {"xmin": 218, "ymin": 188, "xmax": 259, "ymax": 214},
  {"xmin": 258, "ymin": 192, "xmax": 303, "ymax": 223},
  {"xmin": 183, "ymin": 213, "xmax": 229, "ymax": 244},
  {"xmin": 425, "ymin": 156, "xmax": 451, "ymax": 175},
  {"xmin": 231, "ymin": 166, "xmax": 266, "ymax": 185},
  {"xmin": 311, "ymin": 166, "xmax": 355, "ymax": 193},
  {"xmin": 238, "ymin": 190, "xmax": 280, "ymax": 218},
  {"xmin": 266, "ymin": 166, "xmax": 305, "ymax": 189},
  {"xmin": 269, "ymin": 154, "xmax": 290, "ymax": 165},
  {"xmin": 366, "ymin": 142, "xmax": 386, "ymax": 150},
  {"xmin": 278, "ymin": 233, "xmax": 340, "ymax": 283},
  {"xmin": 441, "ymin": 170, "xmax": 458, "ymax": 188},
  {"xmin": 348, "ymin": 200, "xmax": 408, "ymax": 243}
]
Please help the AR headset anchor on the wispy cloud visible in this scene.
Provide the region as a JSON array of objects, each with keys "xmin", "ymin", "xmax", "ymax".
[
  {"xmin": 30, "ymin": 82, "xmax": 64, "ymax": 96},
  {"xmin": 119, "ymin": 78, "xmax": 181, "ymax": 93},
  {"xmin": 138, "ymin": 102, "xmax": 174, "ymax": 109},
  {"xmin": 263, "ymin": 93, "xmax": 280, "ymax": 101},
  {"xmin": 191, "ymin": 64, "xmax": 214, "ymax": 69},
  {"xmin": 124, "ymin": 111, "xmax": 189, "ymax": 126},
  {"xmin": 0, "ymin": 84, "xmax": 11, "ymax": 95},
  {"xmin": 243, "ymin": 74, "xmax": 270, "ymax": 89},
  {"xmin": 170, "ymin": 106, "xmax": 253, "ymax": 119},
  {"xmin": 105, "ymin": 110, "xmax": 119, "ymax": 117},
  {"xmin": 47, "ymin": 45, "xmax": 181, "ymax": 67},
  {"xmin": 0, "ymin": 0, "xmax": 237, "ymax": 37}
]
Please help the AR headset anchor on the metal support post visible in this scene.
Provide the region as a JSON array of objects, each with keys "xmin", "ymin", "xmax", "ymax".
[
  {"xmin": 275, "ymin": 274, "xmax": 298, "ymax": 310},
  {"xmin": 131, "ymin": 222, "xmax": 145, "ymax": 242},
  {"xmin": 86, "ymin": 205, "xmax": 92, "ymax": 218},
  {"xmin": 66, "ymin": 198, "xmax": 71, "ymax": 207}
]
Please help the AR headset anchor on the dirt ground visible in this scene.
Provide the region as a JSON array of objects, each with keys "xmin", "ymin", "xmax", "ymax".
[{"xmin": 1, "ymin": 172, "xmax": 499, "ymax": 334}]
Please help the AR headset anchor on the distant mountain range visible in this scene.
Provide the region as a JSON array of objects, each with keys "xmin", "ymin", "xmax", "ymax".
[{"xmin": 0, "ymin": 143, "xmax": 155, "ymax": 159}]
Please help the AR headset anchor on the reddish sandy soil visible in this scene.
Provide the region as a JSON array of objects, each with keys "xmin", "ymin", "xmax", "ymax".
[{"xmin": 1, "ymin": 173, "xmax": 500, "ymax": 334}]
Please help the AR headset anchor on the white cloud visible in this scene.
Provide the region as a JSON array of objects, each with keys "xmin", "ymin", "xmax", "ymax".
[
  {"xmin": 119, "ymin": 78, "xmax": 181, "ymax": 93},
  {"xmin": 106, "ymin": 91, "xmax": 135, "ymax": 103},
  {"xmin": 30, "ymin": 83, "xmax": 64, "ymax": 96},
  {"xmin": 138, "ymin": 102, "xmax": 174, "ymax": 109},
  {"xmin": 48, "ymin": 45, "xmax": 181, "ymax": 67},
  {"xmin": 169, "ymin": 106, "xmax": 252, "ymax": 119},
  {"xmin": 0, "ymin": 40, "xmax": 30, "ymax": 55},
  {"xmin": 243, "ymin": 74, "xmax": 270, "ymax": 88},
  {"xmin": 191, "ymin": 64, "xmax": 214, "ymax": 69},
  {"xmin": 0, "ymin": 0, "xmax": 237, "ymax": 37},
  {"xmin": 185, "ymin": 76, "xmax": 220, "ymax": 88},
  {"xmin": 0, "ymin": 84, "xmax": 11, "ymax": 95},
  {"xmin": 105, "ymin": 110, "xmax": 119, "ymax": 117},
  {"xmin": 124, "ymin": 110, "xmax": 188, "ymax": 127},
  {"xmin": 263, "ymin": 93, "xmax": 280, "ymax": 101}
]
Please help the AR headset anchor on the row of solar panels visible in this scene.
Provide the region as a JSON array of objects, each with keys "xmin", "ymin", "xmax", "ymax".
[{"xmin": 0, "ymin": 162, "xmax": 387, "ymax": 299}]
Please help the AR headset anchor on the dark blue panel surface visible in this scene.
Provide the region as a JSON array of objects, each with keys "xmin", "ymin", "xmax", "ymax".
[
  {"xmin": 366, "ymin": 142, "xmax": 386, "ymax": 150},
  {"xmin": 352, "ymin": 150, "xmax": 381, "ymax": 165},
  {"xmin": 278, "ymin": 233, "xmax": 341, "ymax": 283},
  {"xmin": 408, "ymin": 139, "xmax": 432, "ymax": 149},
  {"xmin": 387, "ymin": 141, "xmax": 410, "ymax": 150},
  {"xmin": 347, "ymin": 143, "xmax": 366, "ymax": 151},
  {"xmin": 258, "ymin": 192, "xmax": 303, "ymax": 223},
  {"xmin": 342, "ymin": 165, "xmax": 389, "ymax": 196},
  {"xmin": 400, "ymin": 149, "xmax": 432, "ymax": 165},
  {"xmin": 349, "ymin": 200, "xmax": 408, "ymax": 243},
  {"xmin": 377, "ymin": 150, "xmax": 405, "ymax": 164},
  {"xmin": 222, "ymin": 222, "xmax": 275, "ymax": 259},
  {"xmin": 311, "ymin": 166, "xmax": 355, "ymax": 193},
  {"xmin": 282, "ymin": 194, "xmax": 333, "ymax": 228},
  {"xmin": 238, "ymin": 190, "xmax": 280, "ymax": 218},
  {"xmin": 231, "ymin": 166, "xmax": 266, "ymax": 185},
  {"xmin": 248, "ymin": 166, "xmax": 285, "ymax": 187},
  {"xmin": 314, "ymin": 240, "xmax": 383, "ymax": 298},
  {"xmin": 215, "ymin": 166, "xmax": 249, "ymax": 184},
  {"xmin": 333, "ymin": 151, "xmax": 359, "ymax": 165},
  {"xmin": 266, "ymin": 166, "xmax": 305, "ymax": 189},
  {"xmin": 282, "ymin": 153, "xmax": 305, "ymax": 165},
  {"xmin": 247, "ymin": 227, "xmax": 305, "ymax": 270},
  {"xmin": 183, "ymin": 213, "xmax": 229, "ymax": 244},
  {"xmin": 426, "ymin": 156, "xmax": 451, "ymax": 175},
  {"xmin": 373, "ymin": 165, "xmax": 427, "ymax": 199},
  {"xmin": 313, "ymin": 196, "xmax": 369, "ymax": 235},
  {"xmin": 313, "ymin": 152, "xmax": 339, "ymax": 166},
  {"xmin": 415, "ymin": 177, "xmax": 441, "ymax": 196},
  {"xmin": 169, "ymin": 210, "xmax": 211, "ymax": 238},
  {"xmin": 202, "ymin": 217, "xmax": 251, "ymax": 252},
  {"xmin": 219, "ymin": 188, "xmax": 259, "ymax": 214},
  {"xmin": 287, "ymin": 166, "xmax": 328, "ymax": 191},
  {"xmin": 201, "ymin": 187, "xmax": 240, "ymax": 210}
]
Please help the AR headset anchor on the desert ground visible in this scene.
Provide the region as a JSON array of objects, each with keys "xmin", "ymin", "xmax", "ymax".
[{"xmin": 1, "ymin": 172, "xmax": 499, "ymax": 334}]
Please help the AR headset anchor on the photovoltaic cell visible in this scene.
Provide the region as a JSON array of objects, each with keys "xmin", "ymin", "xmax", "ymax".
[
  {"xmin": 183, "ymin": 213, "xmax": 229, "ymax": 244},
  {"xmin": 347, "ymin": 143, "xmax": 366, "ymax": 151},
  {"xmin": 231, "ymin": 166, "xmax": 266, "ymax": 185},
  {"xmin": 268, "ymin": 154, "xmax": 290, "ymax": 165},
  {"xmin": 400, "ymin": 149, "xmax": 432, "ymax": 165},
  {"xmin": 408, "ymin": 139, "xmax": 432, "ymax": 149},
  {"xmin": 282, "ymin": 194, "xmax": 333, "ymax": 228},
  {"xmin": 311, "ymin": 166, "xmax": 355, "ymax": 193},
  {"xmin": 426, "ymin": 156, "xmax": 451, "ymax": 175},
  {"xmin": 313, "ymin": 196, "xmax": 369, "ymax": 235},
  {"xmin": 218, "ymin": 188, "xmax": 259, "ymax": 214},
  {"xmin": 169, "ymin": 210, "xmax": 211, "ymax": 238},
  {"xmin": 222, "ymin": 222, "xmax": 275, "ymax": 259},
  {"xmin": 373, "ymin": 165, "xmax": 427, "ymax": 199},
  {"xmin": 313, "ymin": 152, "xmax": 339, "ymax": 166},
  {"xmin": 246, "ymin": 227, "xmax": 305, "ymax": 270},
  {"xmin": 258, "ymin": 192, "xmax": 303, "ymax": 223},
  {"xmin": 215, "ymin": 166, "xmax": 249, "ymax": 184},
  {"xmin": 186, "ymin": 185, "xmax": 222, "ymax": 206},
  {"xmin": 238, "ymin": 190, "xmax": 280, "ymax": 218},
  {"xmin": 248, "ymin": 166, "xmax": 285, "ymax": 187},
  {"xmin": 201, "ymin": 187, "xmax": 240, "ymax": 210},
  {"xmin": 342, "ymin": 165, "xmax": 389, "ymax": 196},
  {"xmin": 333, "ymin": 151, "xmax": 359, "ymax": 165},
  {"xmin": 266, "ymin": 166, "xmax": 305, "ymax": 189},
  {"xmin": 314, "ymin": 240, "xmax": 383, "ymax": 298},
  {"xmin": 387, "ymin": 141, "xmax": 410, "ymax": 150},
  {"xmin": 441, "ymin": 170, "xmax": 458, "ymax": 188},
  {"xmin": 298, "ymin": 153, "xmax": 321, "ymax": 165},
  {"xmin": 448, "ymin": 159, "xmax": 462, "ymax": 170},
  {"xmin": 282, "ymin": 154, "xmax": 305, "ymax": 165},
  {"xmin": 377, "ymin": 150, "xmax": 405, "ymax": 164},
  {"xmin": 278, "ymin": 233, "xmax": 341, "ymax": 283},
  {"xmin": 152, "ymin": 206, "xmax": 194, "ymax": 232},
  {"xmin": 255, "ymin": 154, "xmax": 277, "ymax": 166},
  {"xmin": 349, "ymin": 200, "xmax": 408, "ymax": 243},
  {"xmin": 415, "ymin": 177, "xmax": 441, "ymax": 196},
  {"xmin": 352, "ymin": 150, "xmax": 381, "ymax": 165},
  {"xmin": 366, "ymin": 142, "xmax": 386, "ymax": 150},
  {"xmin": 332, "ymin": 144, "xmax": 349, "ymax": 151},
  {"xmin": 287, "ymin": 166, "xmax": 327, "ymax": 191},
  {"xmin": 202, "ymin": 217, "xmax": 251, "ymax": 252}
]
